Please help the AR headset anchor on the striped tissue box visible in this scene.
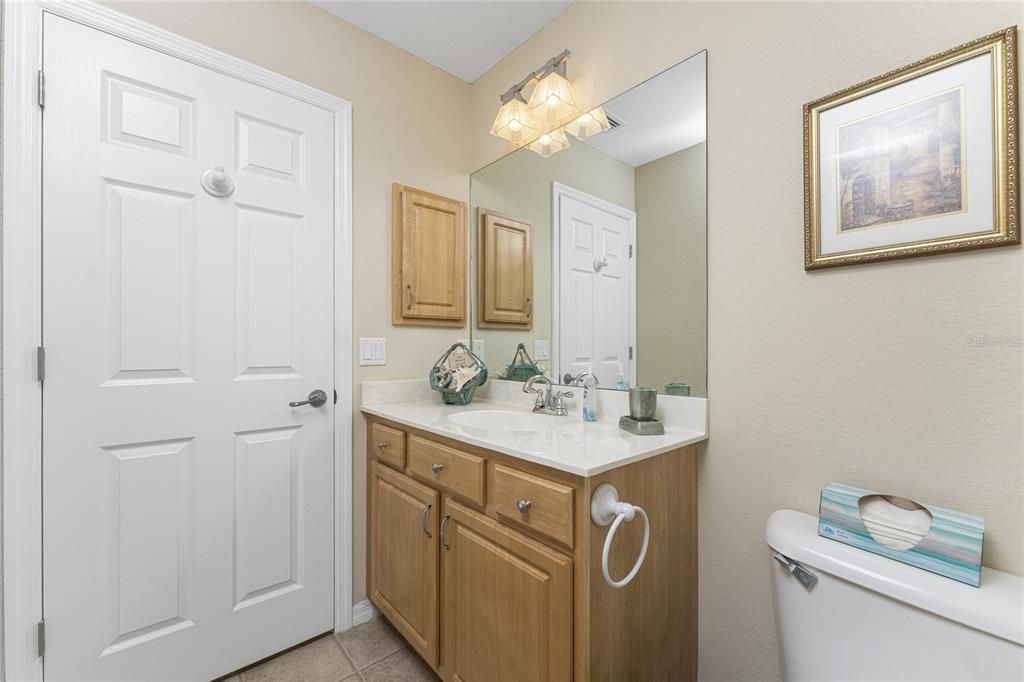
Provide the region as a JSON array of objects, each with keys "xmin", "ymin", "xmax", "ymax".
[{"xmin": 818, "ymin": 483, "xmax": 984, "ymax": 587}]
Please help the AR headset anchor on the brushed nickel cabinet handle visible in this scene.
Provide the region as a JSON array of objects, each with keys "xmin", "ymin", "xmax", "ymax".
[
  {"xmin": 440, "ymin": 513, "xmax": 452, "ymax": 551},
  {"xmin": 377, "ymin": 441, "xmax": 389, "ymax": 450},
  {"xmin": 516, "ymin": 499, "xmax": 532, "ymax": 513},
  {"xmin": 526, "ymin": 297, "xmax": 532, "ymax": 317},
  {"xmin": 421, "ymin": 502, "xmax": 433, "ymax": 539},
  {"xmin": 407, "ymin": 284, "xmax": 414, "ymax": 310},
  {"xmin": 431, "ymin": 463, "xmax": 444, "ymax": 474}
]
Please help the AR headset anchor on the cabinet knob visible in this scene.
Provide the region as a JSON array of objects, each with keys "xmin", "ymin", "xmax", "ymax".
[
  {"xmin": 377, "ymin": 441, "xmax": 389, "ymax": 450},
  {"xmin": 516, "ymin": 499, "xmax": 532, "ymax": 513},
  {"xmin": 431, "ymin": 463, "xmax": 444, "ymax": 474}
]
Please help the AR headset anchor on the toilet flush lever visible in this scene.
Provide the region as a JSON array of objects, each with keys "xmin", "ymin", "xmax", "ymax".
[{"xmin": 773, "ymin": 552, "xmax": 818, "ymax": 591}]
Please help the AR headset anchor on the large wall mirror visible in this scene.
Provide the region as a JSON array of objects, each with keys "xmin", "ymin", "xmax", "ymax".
[{"xmin": 470, "ymin": 51, "xmax": 707, "ymax": 396}]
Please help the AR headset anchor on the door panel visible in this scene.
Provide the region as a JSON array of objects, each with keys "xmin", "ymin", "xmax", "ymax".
[
  {"xmin": 369, "ymin": 462, "xmax": 440, "ymax": 667},
  {"xmin": 42, "ymin": 14, "xmax": 336, "ymax": 681},
  {"xmin": 441, "ymin": 500, "xmax": 572, "ymax": 682},
  {"xmin": 557, "ymin": 189, "xmax": 635, "ymax": 388}
]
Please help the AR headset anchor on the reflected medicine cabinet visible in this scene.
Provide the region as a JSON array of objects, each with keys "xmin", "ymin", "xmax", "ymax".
[
  {"xmin": 477, "ymin": 209, "xmax": 533, "ymax": 329},
  {"xmin": 392, "ymin": 183, "xmax": 467, "ymax": 327}
]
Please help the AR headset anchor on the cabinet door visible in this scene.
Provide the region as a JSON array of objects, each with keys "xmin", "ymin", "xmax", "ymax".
[
  {"xmin": 441, "ymin": 500, "xmax": 572, "ymax": 682},
  {"xmin": 479, "ymin": 210, "xmax": 533, "ymax": 328},
  {"xmin": 392, "ymin": 183, "xmax": 466, "ymax": 326},
  {"xmin": 369, "ymin": 461, "xmax": 440, "ymax": 667}
]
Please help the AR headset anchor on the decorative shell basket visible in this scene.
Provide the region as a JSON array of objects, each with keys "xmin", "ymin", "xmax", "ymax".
[{"xmin": 429, "ymin": 342, "xmax": 489, "ymax": 405}]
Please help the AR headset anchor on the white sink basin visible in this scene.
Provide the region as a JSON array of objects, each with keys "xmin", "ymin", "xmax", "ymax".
[{"xmin": 447, "ymin": 409, "xmax": 564, "ymax": 432}]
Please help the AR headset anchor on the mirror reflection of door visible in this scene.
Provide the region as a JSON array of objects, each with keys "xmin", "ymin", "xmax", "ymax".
[{"xmin": 554, "ymin": 183, "xmax": 636, "ymax": 388}]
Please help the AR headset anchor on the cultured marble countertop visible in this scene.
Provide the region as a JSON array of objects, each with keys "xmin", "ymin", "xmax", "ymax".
[{"xmin": 361, "ymin": 392, "xmax": 708, "ymax": 477}]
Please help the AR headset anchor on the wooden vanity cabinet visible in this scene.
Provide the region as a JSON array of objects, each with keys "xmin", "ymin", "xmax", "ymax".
[
  {"xmin": 368, "ymin": 461, "xmax": 440, "ymax": 667},
  {"xmin": 365, "ymin": 415, "xmax": 698, "ymax": 682},
  {"xmin": 441, "ymin": 499, "xmax": 573, "ymax": 682},
  {"xmin": 392, "ymin": 184, "xmax": 467, "ymax": 327}
]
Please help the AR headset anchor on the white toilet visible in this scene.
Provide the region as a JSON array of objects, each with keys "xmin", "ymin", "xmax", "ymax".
[{"xmin": 766, "ymin": 509, "xmax": 1024, "ymax": 681}]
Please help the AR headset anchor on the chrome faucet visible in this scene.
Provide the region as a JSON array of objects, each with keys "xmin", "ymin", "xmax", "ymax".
[
  {"xmin": 564, "ymin": 371, "xmax": 599, "ymax": 388},
  {"xmin": 523, "ymin": 375, "xmax": 572, "ymax": 416}
]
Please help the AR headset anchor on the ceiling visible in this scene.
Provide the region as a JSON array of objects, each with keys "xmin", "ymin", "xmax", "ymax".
[
  {"xmin": 583, "ymin": 52, "xmax": 706, "ymax": 167},
  {"xmin": 309, "ymin": 1, "xmax": 574, "ymax": 83}
]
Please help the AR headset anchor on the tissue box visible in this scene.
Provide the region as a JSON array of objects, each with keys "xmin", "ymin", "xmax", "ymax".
[{"xmin": 818, "ymin": 483, "xmax": 984, "ymax": 587}]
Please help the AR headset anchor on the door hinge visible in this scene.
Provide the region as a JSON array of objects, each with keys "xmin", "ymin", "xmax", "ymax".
[
  {"xmin": 37, "ymin": 70, "xmax": 45, "ymax": 109},
  {"xmin": 36, "ymin": 619, "xmax": 46, "ymax": 658},
  {"xmin": 628, "ymin": 346, "xmax": 634, "ymax": 360},
  {"xmin": 37, "ymin": 346, "xmax": 46, "ymax": 383},
  {"xmin": 628, "ymin": 244, "xmax": 633, "ymax": 259}
]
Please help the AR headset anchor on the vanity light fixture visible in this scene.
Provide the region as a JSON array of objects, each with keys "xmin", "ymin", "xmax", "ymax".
[
  {"xmin": 490, "ymin": 94, "xmax": 538, "ymax": 145},
  {"xmin": 528, "ymin": 128, "xmax": 571, "ymax": 158},
  {"xmin": 526, "ymin": 68, "xmax": 579, "ymax": 127},
  {"xmin": 490, "ymin": 49, "xmax": 579, "ymax": 156},
  {"xmin": 566, "ymin": 106, "xmax": 612, "ymax": 140}
]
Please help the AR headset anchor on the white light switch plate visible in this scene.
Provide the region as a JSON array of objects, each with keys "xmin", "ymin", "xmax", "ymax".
[
  {"xmin": 358, "ymin": 338, "xmax": 387, "ymax": 366},
  {"xmin": 534, "ymin": 339, "xmax": 550, "ymax": 360},
  {"xmin": 472, "ymin": 339, "xmax": 485, "ymax": 357}
]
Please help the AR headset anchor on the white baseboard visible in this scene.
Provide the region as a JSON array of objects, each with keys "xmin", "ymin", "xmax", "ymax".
[{"xmin": 351, "ymin": 599, "xmax": 378, "ymax": 627}]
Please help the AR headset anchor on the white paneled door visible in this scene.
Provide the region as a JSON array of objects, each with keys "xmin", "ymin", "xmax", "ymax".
[
  {"xmin": 42, "ymin": 15, "xmax": 336, "ymax": 681},
  {"xmin": 556, "ymin": 184, "xmax": 636, "ymax": 388}
]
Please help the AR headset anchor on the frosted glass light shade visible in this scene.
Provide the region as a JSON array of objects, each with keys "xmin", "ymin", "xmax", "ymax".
[
  {"xmin": 527, "ymin": 71, "xmax": 579, "ymax": 126},
  {"xmin": 566, "ymin": 107, "xmax": 611, "ymax": 140},
  {"xmin": 528, "ymin": 129, "xmax": 570, "ymax": 158},
  {"xmin": 490, "ymin": 98, "xmax": 538, "ymax": 145}
]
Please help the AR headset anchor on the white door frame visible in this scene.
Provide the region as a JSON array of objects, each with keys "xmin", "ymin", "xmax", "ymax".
[
  {"xmin": 2, "ymin": 3, "xmax": 354, "ymax": 680},
  {"xmin": 550, "ymin": 181, "xmax": 637, "ymax": 387}
]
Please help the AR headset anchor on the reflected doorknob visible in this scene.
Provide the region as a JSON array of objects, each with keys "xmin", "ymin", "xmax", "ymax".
[{"xmin": 289, "ymin": 389, "xmax": 328, "ymax": 408}]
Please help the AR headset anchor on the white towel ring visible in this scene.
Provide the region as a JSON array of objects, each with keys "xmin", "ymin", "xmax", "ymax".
[{"xmin": 591, "ymin": 483, "xmax": 651, "ymax": 589}]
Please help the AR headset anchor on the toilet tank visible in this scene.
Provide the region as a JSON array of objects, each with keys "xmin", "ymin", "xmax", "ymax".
[{"xmin": 766, "ymin": 510, "xmax": 1024, "ymax": 681}]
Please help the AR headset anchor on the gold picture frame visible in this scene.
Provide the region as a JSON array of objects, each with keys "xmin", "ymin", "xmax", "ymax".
[{"xmin": 804, "ymin": 27, "xmax": 1018, "ymax": 270}]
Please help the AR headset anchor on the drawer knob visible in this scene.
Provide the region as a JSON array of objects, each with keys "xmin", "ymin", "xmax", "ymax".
[
  {"xmin": 431, "ymin": 463, "xmax": 444, "ymax": 474},
  {"xmin": 516, "ymin": 499, "xmax": 532, "ymax": 513},
  {"xmin": 377, "ymin": 441, "xmax": 389, "ymax": 450}
]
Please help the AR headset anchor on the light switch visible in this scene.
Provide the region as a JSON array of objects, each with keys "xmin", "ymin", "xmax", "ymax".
[
  {"xmin": 358, "ymin": 338, "xmax": 387, "ymax": 366},
  {"xmin": 472, "ymin": 339, "xmax": 485, "ymax": 357},
  {"xmin": 534, "ymin": 339, "xmax": 550, "ymax": 360}
]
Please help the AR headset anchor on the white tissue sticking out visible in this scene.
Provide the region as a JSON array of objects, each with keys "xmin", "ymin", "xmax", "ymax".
[{"xmin": 857, "ymin": 494, "xmax": 933, "ymax": 551}]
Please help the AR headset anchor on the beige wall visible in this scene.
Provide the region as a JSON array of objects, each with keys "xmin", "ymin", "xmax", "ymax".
[
  {"xmin": 51, "ymin": 4, "xmax": 1023, "ymax": 682},
  {"xmin": 100, "ymin": 0, "xmax": 473, "ymax": 610},
  {"xmin": 470, "ymin": 139, "xmax": 635, "ymax": 378},
  {"xmin": 470, "ymin": 3, "xmax": 1023, "ymax": 680},
  {"xmin": 635, "ymin": 142, "xmax": 707, "ymax": 396}
]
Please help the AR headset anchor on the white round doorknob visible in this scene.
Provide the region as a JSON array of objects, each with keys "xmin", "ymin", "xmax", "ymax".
[{"xmin": 201, "ymin": 165, "xmax": 235, "ymax": 197}]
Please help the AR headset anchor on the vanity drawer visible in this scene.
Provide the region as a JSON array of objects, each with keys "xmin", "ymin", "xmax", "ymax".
[
  {"xmin": 370, "ymin": 422, "xmax": 406, "ymax": 469},
  {"xmin": 491, "ymin": 464, "xmax": 574, "ymax": 548},
  {"xmin": 407, "ymin": 436, "xmax": 486, "ymax": 506}
]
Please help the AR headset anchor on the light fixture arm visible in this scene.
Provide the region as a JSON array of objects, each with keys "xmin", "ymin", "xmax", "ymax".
[{"xmin": 499, "ymin": 49, "xmax": 571, "ymax": 104}]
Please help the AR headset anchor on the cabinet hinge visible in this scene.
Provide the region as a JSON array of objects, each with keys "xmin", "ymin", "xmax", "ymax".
[
  {"xmin": 628, "ymin": 244, "xmax": 633, "ymax": 259},
  {"xmin": 37, "ymin": 70, "xmax": 45, "ymax": 109},
  {"xmin": 334, "ymin": 389, "xmax": 338, "ymax": 405},
  {"xmin": 37, "ymin": 346, "xmax": 46, "ymax": 383},
  {"xmin": 36, "ymin": 619, "xmax": 46, "ymax": 658}
]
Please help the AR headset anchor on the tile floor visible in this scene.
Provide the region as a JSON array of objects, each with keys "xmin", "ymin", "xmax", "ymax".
[{"xmin": 227, "ymin": 617, "xmax": 440, "ymax": 682}]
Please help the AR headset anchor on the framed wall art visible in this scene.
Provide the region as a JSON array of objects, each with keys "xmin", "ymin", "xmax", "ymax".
[{"xmin": 804, "ymin": 27, "xmax": 1018, "ymax": 269}]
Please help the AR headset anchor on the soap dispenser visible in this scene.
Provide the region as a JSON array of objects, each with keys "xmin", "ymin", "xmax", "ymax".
[
  {"xmin": 614, "ymin": 362, "xmax": 628, "ymax": 390},
  {"xmin": 581, "ymin": 367, "xmax": 598, "ymax": 422}
]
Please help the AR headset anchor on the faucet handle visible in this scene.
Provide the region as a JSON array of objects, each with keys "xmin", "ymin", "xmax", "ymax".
[{"xmin": 553, "ymin": 390, "xmax": 574, "ymax": 414}]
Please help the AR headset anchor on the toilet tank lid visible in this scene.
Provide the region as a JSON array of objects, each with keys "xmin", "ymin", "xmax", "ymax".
[{"xmin": 766, "ymin": 509, "xmax": 1024, "ymax": 646}]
